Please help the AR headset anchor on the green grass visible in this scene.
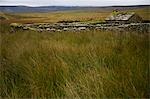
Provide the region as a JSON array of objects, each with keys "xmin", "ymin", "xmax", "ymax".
[{"xmin": 0, "ymin": 24, "xmax": 149, "ymax": 98}]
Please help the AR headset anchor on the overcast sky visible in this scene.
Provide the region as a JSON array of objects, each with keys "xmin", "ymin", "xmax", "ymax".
[{"xmin": 0, "ymin": 0, "xmax": 150, "ymax": 6}]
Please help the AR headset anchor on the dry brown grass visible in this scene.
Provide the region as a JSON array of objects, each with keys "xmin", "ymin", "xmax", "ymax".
[{"xmin": 1, "ymin": 7, "xmax": 149, "ymax": 24}]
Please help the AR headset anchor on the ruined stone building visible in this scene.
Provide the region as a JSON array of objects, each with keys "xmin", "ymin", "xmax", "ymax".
[{"xmin": 105, "ymin": 12, "xmax": 143, "ymax": 24}]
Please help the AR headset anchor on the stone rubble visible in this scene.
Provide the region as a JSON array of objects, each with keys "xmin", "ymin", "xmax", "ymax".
[{"xmin": 10, "ymin": 22, "xmax": 150, "ymax": 33}]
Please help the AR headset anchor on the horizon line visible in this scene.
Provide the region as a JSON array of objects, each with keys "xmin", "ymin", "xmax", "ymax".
[{"xmin": 0, "ymin": 4, "xmax": 149, "ymax": 7}]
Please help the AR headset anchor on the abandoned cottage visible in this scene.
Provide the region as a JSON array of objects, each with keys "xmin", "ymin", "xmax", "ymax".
[{"xmin": 105, "ymin": 12, "xmax": 142, "ymax": 24}]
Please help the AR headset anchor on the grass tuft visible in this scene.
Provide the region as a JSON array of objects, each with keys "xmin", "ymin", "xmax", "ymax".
[{"xmin": 0, "ymin": 24, "xmax": 149, "ymax": 98}]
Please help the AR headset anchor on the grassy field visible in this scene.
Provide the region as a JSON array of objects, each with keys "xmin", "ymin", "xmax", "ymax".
[
  {"xmin": 0, "ymin": 24, "xmax": 149, "ymax": 98},
  {"xmin": 0, "ymin": 7, "xmax": 150, "ymax": 98},
  {"xmin": 1, "ymin": 7, "xmax": 149, "ymax": 24}
]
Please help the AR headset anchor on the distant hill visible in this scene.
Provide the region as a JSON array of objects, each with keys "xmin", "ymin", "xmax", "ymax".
[{"xmin": 0, "ymin": 5, "xmax": 149, "ymax": 13}]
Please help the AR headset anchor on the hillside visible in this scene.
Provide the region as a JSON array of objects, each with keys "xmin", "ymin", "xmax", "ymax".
[
  {"xmin": 1, "ymin": 4, "xmax": 149, "ymax": 98},
  {"xmin": 0, "ymin": 5, "xmax": 149, "ymax": 13},
  {"xmin": 1, "ymin": 6, "xmax": 149, "ymax": 24}
]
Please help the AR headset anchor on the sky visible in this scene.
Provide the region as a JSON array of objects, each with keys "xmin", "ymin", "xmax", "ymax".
[{"xmin": 0, "ymin": 0, "xmax": 150, "ymax": 6}]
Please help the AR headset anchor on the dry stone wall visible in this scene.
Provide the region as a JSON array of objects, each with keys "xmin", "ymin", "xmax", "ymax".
[{"xmin": 10, "ymin": 22, "xmax": 150, "ymax": 33}]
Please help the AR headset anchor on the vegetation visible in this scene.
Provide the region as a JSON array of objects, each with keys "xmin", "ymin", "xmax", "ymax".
[
  {"xmin": 1, "ymin": 7, "xmax": 149, "ymax": 24},
  {"xmin": 0, "ymin": 24, "xmax": 149, "ymax": 98},
  {"xmin": 0, "ymin": 7, "xmax": 149, "ymax": 98}
]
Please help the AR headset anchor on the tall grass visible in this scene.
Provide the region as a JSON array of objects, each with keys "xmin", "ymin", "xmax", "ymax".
[{"xmin": 0, "ymin": 25, "xmax": 149, "ymax": 98}]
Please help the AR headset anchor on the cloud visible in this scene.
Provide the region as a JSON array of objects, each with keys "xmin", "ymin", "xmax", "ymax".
[{"xmin": 0, "ymin": 0, "xmax": 149, "ymax": 6}]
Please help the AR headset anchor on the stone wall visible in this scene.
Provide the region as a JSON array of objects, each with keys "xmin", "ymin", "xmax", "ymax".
[{"xmin": 10, "ymin": 22, "xmax": 150, "ymax": 33}]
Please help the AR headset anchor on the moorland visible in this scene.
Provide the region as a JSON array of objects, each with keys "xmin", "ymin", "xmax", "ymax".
[{"xmin": 0, "ymin": 5, "xmax": 149, "ymax": 98}]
